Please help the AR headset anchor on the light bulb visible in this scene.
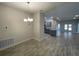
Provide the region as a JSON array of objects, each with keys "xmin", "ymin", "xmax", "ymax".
[
  {"xmin": 28, "ymin": 17, "xmax": 33, "ymax": 22},
  {"xmin": 27, "ymin": 17, "xmax": 30, "ymax": 21},
  {"xmin": 24, "ymin": 19, "xmax": 28, "ymax": 22},
  {"xmin": 29, "ymin": 18, "xmax": 33, "ymax": 22}
]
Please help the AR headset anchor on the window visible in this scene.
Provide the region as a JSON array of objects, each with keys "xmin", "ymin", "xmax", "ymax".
[
  {"xmin": 58, "ymin": 24, "xmax": 60, "ymax": 29},
  {"xmin": 77, "ymin": 23, "xmax": 79, "ymax": 32},
  {"xmin": 64, "ymin": 24, "xmax": 72, "ymax": 31},
  {"xmin": 64, "ymin": 24, "xmax": 68, "ymax": 30},
  {"xmin": 68, "ymin": 24, "xmax": 72, "ymax": 31}
]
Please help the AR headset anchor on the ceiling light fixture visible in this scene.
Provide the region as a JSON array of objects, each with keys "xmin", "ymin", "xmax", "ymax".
[
  {"xmin": 24, "ymin": 2, "xmax": 33, "ymax": 22},
  {"xmin": 73, "ymin": 15, "xmax": 79, "ymax": 19}
]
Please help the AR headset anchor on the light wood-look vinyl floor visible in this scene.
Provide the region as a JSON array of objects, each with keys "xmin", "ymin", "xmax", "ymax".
[{"xmin": 0, "ymin": 32, "xmax": 79, "ymax": 56}]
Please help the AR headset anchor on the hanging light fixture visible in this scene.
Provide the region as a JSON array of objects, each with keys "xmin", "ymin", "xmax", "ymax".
[
  {"xmin": 73, "ymin": 15, "xmax": 79, "ymax": 19},
  {"xmin": 24, "ymin": 2, "xmax": 33, "ymax": 22}
]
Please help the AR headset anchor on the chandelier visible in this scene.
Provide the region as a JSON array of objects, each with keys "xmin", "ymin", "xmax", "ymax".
[{"xmin": 24, "ymin": 2, "xmax": 33, "ymax": 22}]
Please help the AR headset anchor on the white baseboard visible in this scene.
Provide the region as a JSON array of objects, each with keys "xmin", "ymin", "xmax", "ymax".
[
  {"xmin": 0, "ymin": 37, "xmax": 33, "ymax": 51},
  {"xmin": 33, "ymin": 37, "xmax": 41, "ymax": 42}
]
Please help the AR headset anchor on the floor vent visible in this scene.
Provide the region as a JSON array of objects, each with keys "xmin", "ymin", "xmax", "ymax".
[{"xmin": 0, "ymin": 39, "xmax": 14, "ymax": 49}]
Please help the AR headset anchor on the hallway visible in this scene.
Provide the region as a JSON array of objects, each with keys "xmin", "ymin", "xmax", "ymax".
[{"xmin": 0, "ymin": 32, "xmax": 79, "ymax": 56}]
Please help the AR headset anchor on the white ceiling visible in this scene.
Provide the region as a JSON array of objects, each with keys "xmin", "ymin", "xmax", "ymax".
[
  {"xmin": 1, "ymin": 2, "xmax": 62, "ymax": 14},
  {"xmin": 45, "ymin": 2, "xmax": 79, "ymax": 20}
]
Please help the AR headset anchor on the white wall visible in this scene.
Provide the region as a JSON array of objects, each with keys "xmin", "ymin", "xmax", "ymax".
[
  {"xmin": 0, "ymin": 4, "xmax": 33, "ymax": 50},
  {"xmin": 33, "ymin": 12, "xmax": 41, "ymax": 41}
]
